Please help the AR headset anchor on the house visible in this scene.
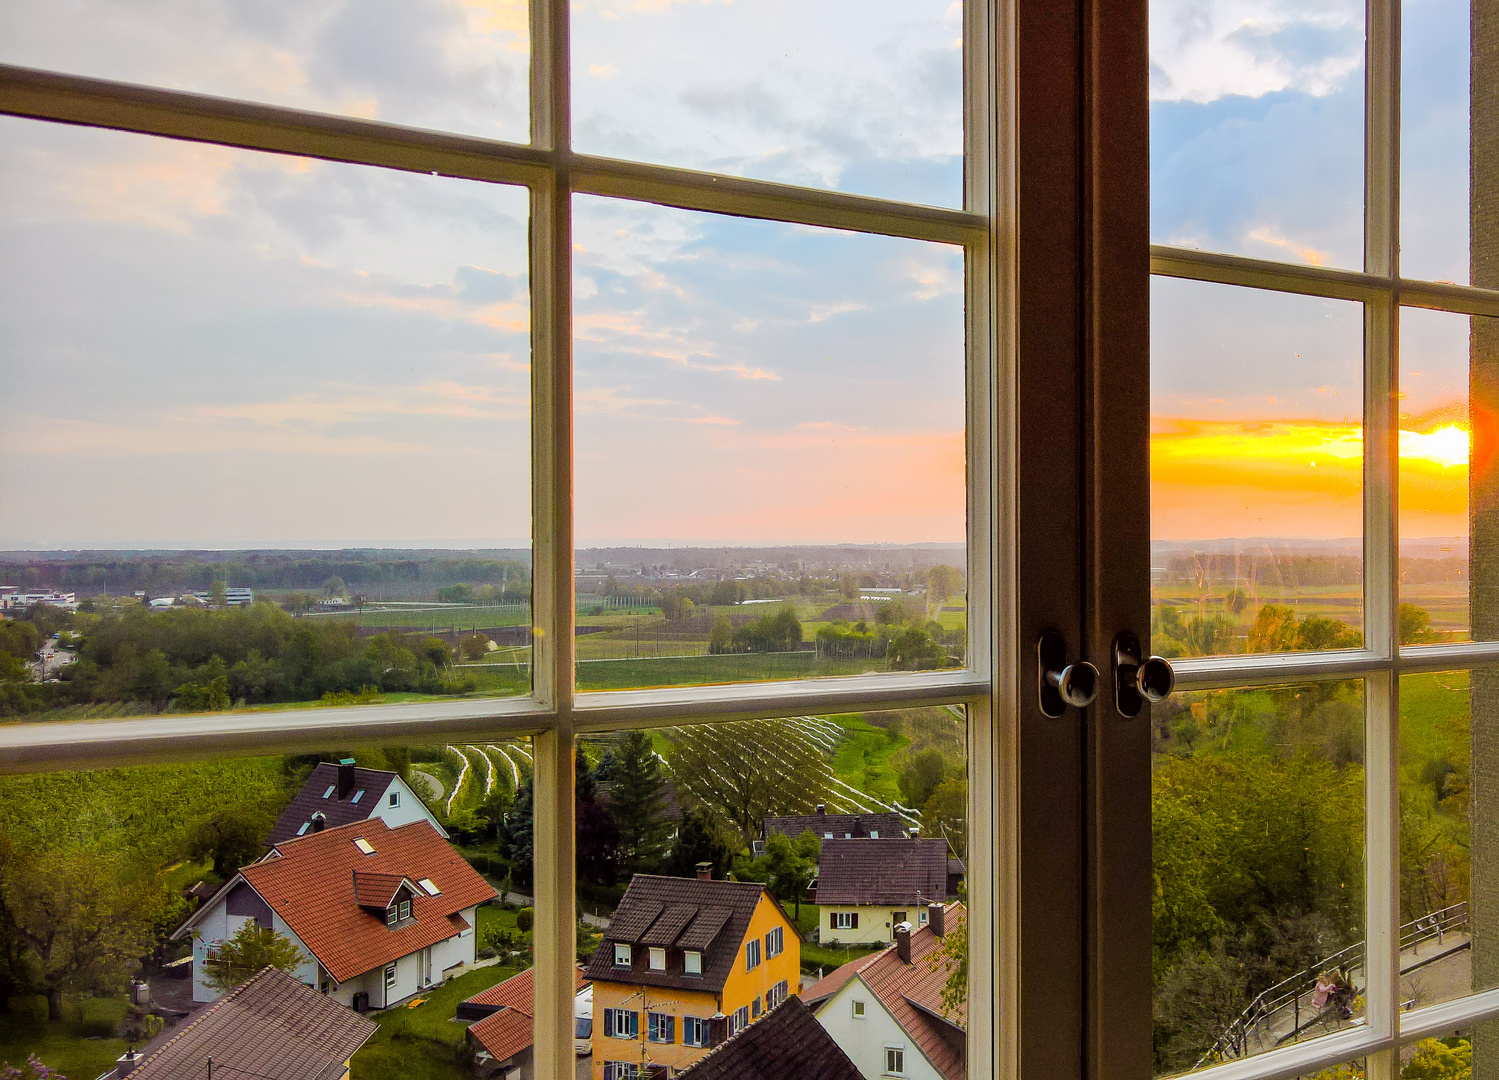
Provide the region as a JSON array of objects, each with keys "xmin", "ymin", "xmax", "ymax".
[
  {"xmin": 671, "ymin": 996, "xmax": 864, "ymax": 1080},
  {"xmin": 582, "ymin": 868, "xmax": 801, "ymax": 1080},
  {"xmin": 757, "ymin": 805, "xmax": 905, "ymax": 853},
  {"xmin": 265, "ymin": 759, "xmax": 447, "ymax": 846},
  {"xmin": 96, "ymin": 966, "xmax": 376, "ymax": 1080},
  {"xmin": 813, "ymin": 838, "xmax": 959, "ymax": 946},
  {"xmin": 804, "ymin": 904, "xmax": 966, "ymax": 1080},
  {"xmin": 173, "ymin": 817, "xmax": 495, "ymax": 1007},
  {"xmin": 458, "ymin": 965, "xmax": 591, "ymax": 1079}
]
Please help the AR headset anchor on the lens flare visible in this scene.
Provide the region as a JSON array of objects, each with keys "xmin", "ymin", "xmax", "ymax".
[{"xmin": 1399, "ymin": 424, "xmax": 1469, "ymax": 468}]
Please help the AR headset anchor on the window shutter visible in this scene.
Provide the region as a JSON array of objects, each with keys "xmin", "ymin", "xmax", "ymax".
[
  {"xmin": 631, "ymin": 1011, "xmax": 640, "ymax": 1037},
  {"xmin": 603, "ymin": 1008, "xmax": 614, "ymax": 1034},
  {"xmin": 851, "ymin": 912, "xmax": 859, "ymax": 929}
]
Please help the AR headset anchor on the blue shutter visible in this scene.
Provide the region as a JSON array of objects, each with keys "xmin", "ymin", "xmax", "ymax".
[{"xmin": 630, "ymin": 1010, "xmax": 640, "ymax": 1038}]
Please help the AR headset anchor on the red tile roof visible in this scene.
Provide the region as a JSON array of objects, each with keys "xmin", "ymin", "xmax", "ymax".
[
  {"xmin": 352, "ymin": 872, "xmax": 412, "ymax": 908},
  {"xmin": 239, "ymin": 819, "xmax": 495, "ymax": 984},
  {"xmin": 464, "ymin": 967, "xmax": 588, "ymax": 1063},
  {"xmin": 126, "ymin": 967, "xmax": 375, "ymax": 1080},
  {"xmin": 804, "ymin": 904, "xmax": 967, "ymax": 1080}
]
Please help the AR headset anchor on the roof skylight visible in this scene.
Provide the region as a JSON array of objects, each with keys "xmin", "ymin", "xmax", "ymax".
[
  {"xmin": 351, "ymin": 789, "xmax": 365, "ymax": 804},
  {"xmin": 418, "ymin": 878, "xmax": 441, "ymax": 896},
  {"xmin": 322, "ymin": 785, "xmax": 335, "ymax": 799},
  {"xmin": 353, "ymin": 838, "xmax": 376, "ymax": 855}
]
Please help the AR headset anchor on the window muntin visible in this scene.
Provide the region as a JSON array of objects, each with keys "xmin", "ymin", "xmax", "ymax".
[
  {"xmin": 682, "ymin": 1015, "xmax": 708, "ymax": 1047},
  {"xmin": 614, "ymin": 943, "xmax": 631, "ymax": 968},
  {"xmin": 745, "ymin": 938, "xmax": 761, "ymax": 971},
  {"xmin": 766, "ymin": 925, "xmax": 783, "ymax": 958},
  {"xmin": 646, "ymin": 1011, "xmax": 674, "ymax": 1043},
  {"xmin": 885, "ymin": 1046, "xmax": 906, "ymax": 1075}
]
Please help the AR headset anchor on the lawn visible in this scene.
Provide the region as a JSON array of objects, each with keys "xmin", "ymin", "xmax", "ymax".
[
  {"xmin": 0, "ymin": 994, "xmax": 129, "ymax": 1080},
  {"xmin": 800, "ymin": 939, "xmax": 884, "ymax": 980},
  {"xmin": 827, "ymin": 714, "xmax": 909, "ymax": 806},
  {"xmin": 351, "ymin": 962, "xmax": 526, "ymax": 1080}
]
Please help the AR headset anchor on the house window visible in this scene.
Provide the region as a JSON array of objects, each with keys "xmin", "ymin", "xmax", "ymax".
[
  {"xmin": 682, "ymin": 1016, "xmax": 709, "ymax": 1048},
  {"xmin": 869, "ymin": 830, "xmax": 880, "ymax": 839},
  {"xmin": 388, "ymin": 791, "xmax": 400, "ymax": 808},
  {"xmin": 296, "ymin": 822, "xmax": 309, "ymax": 836},
  {"xmin": 831, "ymin": 912, "xmax": 857, "ymax": 931},
  {"xmin": 919, "ymin": 909, "xmax": 929, "ymax": 925},
  {"xmin": 648, "ymin": 947, "xmax": 666, "ymax": 971},
  {"xmin": 418, "ymin": 878, "xmax": 440, "ymax": 897},
  {"xmin": 892, "ymin": 911, "xmax": 907, "ymax": 926},
  {"xmin": 603, "ymin": 1064, "xmax": 638, "ymax": 1080},
  {"xmin": 386, "ymin": 907, "xmax": 397, "ymax": 927},
  {"xmin": 765, "ymin": 926, "xmax": 783, "ymax": 958},
  {"xmin": 398, "ymin": 899, "xmax": 411, "ymax": 921},
  {"xmin": 744, "ymin": 938, "xmax": 760, "ymax": 971},
  {"xmin": 646, "ymin": 1012, "xmax": 675, "ymax": 1043},
  {"xmin": 603, "ymin": 1009, "xmax": 639, "ymax": 1039},
  {"xmin": 751, "ymin": 996, "xmax": 761, "ymax": 1018},
  {"xmin": 353, "ymin": 839, "xmax": 375, "ymax": 856},
  {"xmin": 683, "ymin": 950, "xmax": 702, "ymax": 976},
  {"xmin": 613, "ymin": 944, "xmax": 631, "ymax": 968},
  {"xmin": 884, "ymin": 1047, "xmax": 905, "ymax": 1076},
  {"xmin": 729, "ymin": 1006, "xmax": 749, "ymax": 1036},
  {"xmin": 824, "ymin": 832, "xmax": 834, "ymax": 840},
  {"xmin": 852, "ymin": 1000, "xmax": 866, "ymax": 1020}
]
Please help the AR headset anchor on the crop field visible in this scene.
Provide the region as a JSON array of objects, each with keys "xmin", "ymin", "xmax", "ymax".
[
  {"xmin": 576, "ymin": 652, "xmax": 890, "ymax": 690},
  {"xmin": 435, "ymin": 741, "xmax": 534, "ymax": 816},
  {"xmin": 308, "ymin": 604, "xmax": 531, "ymax": 632}
]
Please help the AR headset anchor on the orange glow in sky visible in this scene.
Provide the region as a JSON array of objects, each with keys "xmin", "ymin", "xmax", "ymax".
[{"xmin": 1151, "ymin": 419, "xmax": 1470, "ymax": 539}]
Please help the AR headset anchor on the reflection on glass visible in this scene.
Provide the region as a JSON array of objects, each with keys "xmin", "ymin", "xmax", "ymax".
[
  {"xmin": 0, "ymin": 0, "xmax": 530, "ymax": 142},
  {"xmin": 1149, "ymin": 0, "xmax": 1365, "ymax": 269},
  {"xmin": 571, "ymin": 0, "xmax": 962, "ymax": 207},
  {"xmin": 576, "ymin": 708, "xmax": 968, "ymax": 1079},
  {"xmin": 0, "ymin": 118, "xmax": 533, "ymax": 717},
  {"xmin": 1150, "ymin": 277, "xmax": 1364, "ymax": 658},
  {"xmin": 0, "ymin": 745, "xmax": 532, "ymax": 1076},
  {"xmin": 1400, "ymin": 1036, "xmax": 1470, "ymax": 1078},
  {"xmin": 1399, "ymin": 308, "xmax": 1479, "ymax": 643},
  {"xmin": 1398, "ymin": 672, "xmax": 1477, "ymax": 1016},
  {"xmin": 1152, "ymin": 682, "xmax": 1366, "ymax": 1076},
  {"xmin": 573, "ymin": 198, "xmax": 966, "ymax": 691},
  {"xmin": 1401, "ymin": 0, "xmax": 1471, "ymax": 284}
]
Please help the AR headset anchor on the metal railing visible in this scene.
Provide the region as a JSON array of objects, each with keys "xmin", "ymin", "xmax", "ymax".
[{"xmin": 1194, "ymin": 902, "xmax": 1469, "ymax": 1069}]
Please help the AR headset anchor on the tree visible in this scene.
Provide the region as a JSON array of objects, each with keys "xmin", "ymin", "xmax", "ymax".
[
  {"xmin": 709, "ymin": 581, "xmax": 741, "ymax": 607},
  {"xmin": 186, "ymin": 807, "xmax": 273, "ymax": 880},
  {"xmin": 1400, "ymin": 603, "xmax": 1434, "ymax": 645},
  {"xmin": 607, "ymin": 732, "xmax": 672, "ymax": 876},
  {"xmin": 1402, "ymin": 1038, "xmax": 1471, "ymax": 1080},
  {"xmin": 322, "ymin": 576, "xmax": 348, "ymax": 599},
  {"xmin": 926, "ymin": 565, "xmax": 963, "ymax": 611},
  {"xmin": 888, "ymin": 626, "xmax": 942, "ymax": 669},
  {"xmin": 899, "ymin": 748, "xmax": 949, "ymax": 810},
  {"xmin": 461, "ymin": 634, "xmax": 491, "ymax": 662},
  {"xmin": 208, "ymin": 581, "xmax": 228, "ymax": 609},
  {"xmin": 669, "ymin": 719, "xmax": 834, "ymax": 841},
  {"xmin": 923, "ymin": 779, "xmax": 968, "ymax": 859},
  {"xmin": 926, "ymin": 901, "xmax": 968, "ymax": 1019},
  {"xmin": 1, "ymin": 849, "xmax": 154, "ymax": 1020},
  {"xmin": 708, "ymin": 616, "xmax": 732, "ymax": 655},
  {"xmin": 497, "ymin": 781, "xmax": 535, "ymax": 886},
  {"xmin": 1247, "ymin": 605, "xmax": 1299, "ymax": 653},
  {"xmin": 665, "ymin": 806, "xmax": 738, "ymax": 881},
  {"xmin": 170, "ymin": 676, "xmax": 230, "ymax": 713},
  {"xmin": 738, "ymin": 831, "xmax": 818, "ymax": 919},
  {"xmin": 203, "ymin": 923, "xmax": 306, "ymax": 993}
]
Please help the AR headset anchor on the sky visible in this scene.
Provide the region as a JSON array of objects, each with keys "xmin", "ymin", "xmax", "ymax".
[{"xmin": 0, "ymin": 0, "xmax": 1479, "ymax": 549}]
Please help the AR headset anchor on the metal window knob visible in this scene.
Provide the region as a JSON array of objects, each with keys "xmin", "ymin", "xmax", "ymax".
[
  {"xmin": 1113, "ymin": 630, "xmax": 1175, "ymax": 717},
  {"xmin": 1038, "ymin": 631, "xmax": 1100, "ymax": 716}
]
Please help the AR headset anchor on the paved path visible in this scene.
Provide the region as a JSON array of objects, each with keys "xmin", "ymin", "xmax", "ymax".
[{"xmin": 412, "ymin": 768, "xmax": 445, "ymax": 800}]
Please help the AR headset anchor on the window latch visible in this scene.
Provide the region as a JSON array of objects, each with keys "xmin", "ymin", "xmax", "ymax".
[
  {"xmin": 1037, "ymin": 631, "xmax": 1099, "ymax": 716},
  {"xmin": 1112, "ymin": 630, "xmax": 1175, "ymax": 717}
]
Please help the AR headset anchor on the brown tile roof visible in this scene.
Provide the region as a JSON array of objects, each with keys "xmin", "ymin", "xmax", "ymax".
[
  {"xmin": 266, "ymin": 763, "xmax": 400, "ymax": 846},
  {"xmin": 239, "ymin": 819, "xmax": 495, "ymax": 984},
  {"xmin": 464, "ymin": 967, "xmax": 588, "ymax": 1063},
  {"xmin": 673, "ymin": 996, "xmax": 863, "ymax": 1080},
  {"xmin": 804, "ymin": 905, "xmax": 968, "ymax": 1080},
  {"xmin": 814, "ymin": 837, "xmax": 953, "ymax": 906},
  {"xmin": 583, "ymin": 875, "xmax": 780, "ymax": 993},
  {"xmin": 126, "ymin": 967, "xmax": 375, "ymax": 1080},
  {"xmin": 763, "ymin": 810, "xmax": 906, "ymax": 842}
]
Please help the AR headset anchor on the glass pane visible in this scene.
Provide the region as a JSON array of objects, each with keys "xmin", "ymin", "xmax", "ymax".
[
  {"xmin": 1401, "ymin": 1035, "xmax": 1471, "ymax": 1078},
  {"xmin": 571, "ymin": 0, "xmax": 963, "ymax": 208},
  {"xmin": 1151, "ymin": 276, "xmax": 1364, "ymax": 658},
  {"xmin": 573, "ymin": 198, "xmax": 967, "ymax": 692},
  {"xmin": 1400, "ymin": 0, "xmax": 1471, "ymax": 284},
  {"xmin": 0, "ymin": 0, "xmax": 530, "ymax": 142},
  {"xmin": 577, "ymin": 707, "xmax": 968, "ymax": 1078},
  {"xmin": 1150, "ymin": 0, "xmax": 1365, "ymax": 269},
  {"xmin": 1397, "ymin": 671, "xmax": 1477, "ymax": 1015},
  {"xmin": 0, "ymin": 118, "xmax": 533, "ymax": 718},
  {"xmin": 0, "ymin": 744, "xmax": 532, "ymax": 1076},
  {"xmin": 1399, "ymin": 308, "xmax": 1480, "ymax": 643},
  {"xmin": 1153, "ymin": 681, "xmax": 1366, "ymax": 1076}
]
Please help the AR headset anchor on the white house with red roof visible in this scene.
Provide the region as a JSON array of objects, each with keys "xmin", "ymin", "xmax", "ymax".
[
  {"xmin": 802, "ymin": 903, "xmax": 967, "ymax": 1080},
  {"xmin": 174, "ymin": 817, "xmax": 496, "ymax": 1010}
]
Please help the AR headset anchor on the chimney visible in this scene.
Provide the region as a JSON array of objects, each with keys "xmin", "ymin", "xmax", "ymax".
[
  {"xmin": 696, "ymin": 861, "xmax": 713, "ymax": 881},
  {"xmin": 894, "ymin": 921, "xmax": 913, "ymax": 964},
  {"xmin": 816, "ymin": 804, "xmax": 826, "ymax": 816},
  {"xmin": 708, "ymin": 1014, "xmax": 729, "ymax": 1047},
  {"xmin": 338, "ymin": 758, "xmax": 357, "ymax": 798},
  {"xmin": 115, "ymin": 1050, "xmax": 143, "ymax": 1077},
  {"xmin": 311, "ymin": 812, "xmax": 327, "ymax": 833},
  {"xmin": 929, "ymin": 903, "xmax": 946, "ymax": 939}
]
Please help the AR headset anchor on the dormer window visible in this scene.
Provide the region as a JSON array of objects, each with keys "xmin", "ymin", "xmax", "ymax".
[
  {"xmin": 870, "ymin": 830, "xmax": 880, "ymax": 839},
  {"xmin": 614, "ymin": 943, "xmax": 631, "ymax": 967},
  {"xmin": 648, "ymin": 947, "xmax": 666, "ymax": 970},
  {"xmin": 386, "ymin": 906, "xmax": 397, "ymax": 927},
  {"xmin": 398, "ymin": 899, "xmax": 411, "ymax": 921},
  {"xmin": 683, "ymin": 950, "xmax": 702, "ymax": 976}
]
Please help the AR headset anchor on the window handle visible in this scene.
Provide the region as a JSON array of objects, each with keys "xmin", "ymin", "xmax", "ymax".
[
  {"xmin": 1037, "ymin": 631, "xmax": 1099, "ymax": 716},
  {"xmin": 1112, "ymin": 630, "xmax": 1175, "ymax": 717}
]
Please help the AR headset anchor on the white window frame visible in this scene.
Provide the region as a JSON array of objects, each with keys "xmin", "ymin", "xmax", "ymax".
[
  {"xmin": 683, "ymin": 950, "xmax": 702, "ymax": 977},
  {"xmin": 1146, "ymin": 1, "xmax": 1499, "ymax": 1077},
  {"xmin": 648, "ymin": 947, "xmax": 666, "ymax": 971},
  {"xmin": 745, "ymin": 938, "xmax": 761, "ymax": 972},
  {"xmin": 0, "ymin": 0, "xmax": 1013, "ymax": 1077},
  {"xmin": 885, "ymin": 1046, "xmax": 906, "ymax": 1076},
  {"xmin": 613, "ymin": 943, "xmax": 631, "ymax": 969},
  {"xmin": 766, "ymin": 925, "xmax": 783, "ymax": 958}
]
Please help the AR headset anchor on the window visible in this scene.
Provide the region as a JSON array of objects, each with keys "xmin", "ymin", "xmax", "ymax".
[
  {"xmin": 751, "ymin": 996, "xmax": 761, "ymax": 1019},
  {"xmin": 384, "ymin": 965, "xmax": 396, "ymax": 991},
  {"xmin": 296, "ymin": 822, "xmax": 309, "ymax": 837},
  {"xmin": 831, "ymin": 912, "xmax": 857, "ymax": 931},
  {"xmin": 852, "ymin": 1000, "xmax": 866, "ymax": 1020},
  {"xmin": 386, "ymin": 907, "xmax": 397, "ymax": 928},
  {"xmin": 765, "ymin": 926, "xmax": 783, "ymax": 958},
  {"xmin": 744, "ymin": 938, "xmax": 761, "ymax": 971},
  {"xmin": 646, "ymin": 1012, "xmax": 675, "ymax": 1043},
  {"xmin": 870, "ymin": 830, "xmax": 880, "ymax": 839},
  {"xmin": 729, "ymin": 1006, "xmax": 750, "ymax": 1036},
  {"xmin": 603, "ymin": 1009, "xmax": 639, "ymax": 1040},
  {"xmin": 2, "ymin": 4, "xmax": 987, "ymax": 1080},
  {"xmin": 648, "ymin": 947, "xmax": 665, "ymax": 971},
  {"xmin": 768, "ymin": 981, "xmax": 789, "ymax": 1008},
  {"xmin": 603, "ymin": 1063, "xmax": 639, "ymax": 1080},
  {"xmin": 682, "ymin": 1016, "xmax": 709, "ymax": 1048},
  {"xmin": 417, "ymin": 878, "xmax": 440, "ymax": 897},
  {"xmin": 918, "ymin": 909, "xmax": 928, "ymax": 925},
  {"xmin": 885, "ymin": 1047, "xmax": 905, "ymax": 1076},
  {"xmin": 892, "ymin": 911, "xmax": 907, "ymax": 927}
]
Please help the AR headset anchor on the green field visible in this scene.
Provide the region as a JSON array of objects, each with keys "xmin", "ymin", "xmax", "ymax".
[
  {"xmin": 0, "ymin": 994, "xmax": 129, "ymax": 1079},
  {"xmin": 827, "ymin": 714, "xmax": 910, "ymax": 807},
  {"xmin": 576, "ymin": 652, "xmax": 889, "ymax": 690}
]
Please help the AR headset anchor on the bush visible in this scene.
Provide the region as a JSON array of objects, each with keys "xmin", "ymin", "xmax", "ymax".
[{"xmin": 516, "ymin": 907, "xmax": 534, "ymax": 933}]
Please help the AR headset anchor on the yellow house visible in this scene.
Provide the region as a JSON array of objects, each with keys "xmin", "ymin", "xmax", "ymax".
[{"xmin": 583, "ymin": 869, "xmax": 801, "ymax": 1079}]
